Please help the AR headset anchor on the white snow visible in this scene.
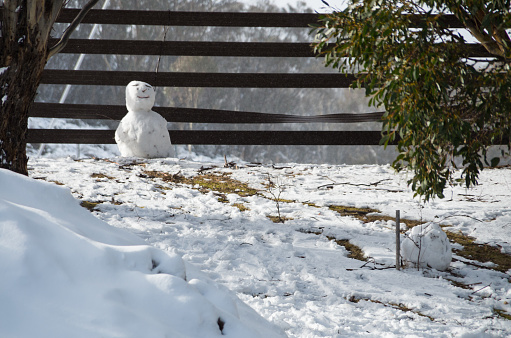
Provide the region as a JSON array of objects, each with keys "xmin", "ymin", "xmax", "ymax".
[
  {"xmin": 3, "ymin": 156, "xmax": 511, "ymax": 337},
  {"xmin": 115, "ymin": 81, "xmax": 174, "ymax": 158},
  {"xmin": 402, "ymin": 222, "xmax": 452, "ymax": 271},
  {"xmin": 0, "ymin": 168, "xmax": 284, "ymax": 338}
]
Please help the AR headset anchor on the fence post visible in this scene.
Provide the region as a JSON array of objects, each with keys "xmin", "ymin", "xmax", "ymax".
[{"xmin": 396, "ymin": 210, "xmax": 400, "ymax": 270}]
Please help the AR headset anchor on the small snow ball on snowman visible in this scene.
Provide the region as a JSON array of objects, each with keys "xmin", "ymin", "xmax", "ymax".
[
  {"xmin": 115, "ymin": 81, "xmax": 174, "ymax": 158},
  {"xmin": 401, "ymin": 222, "xmax": 452, "ymax": 271}
]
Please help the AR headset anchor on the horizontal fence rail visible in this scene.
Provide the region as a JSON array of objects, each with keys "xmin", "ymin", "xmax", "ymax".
[
  {"xmin": 53, "ymin": 39, "xmax": 320, "ymax": 57},
  {"xmin": 40, "ymin": 70, "xmax": 357, "ymax": 88},
  {"xmin": 30, "ymin": 103, "xmax": 385, "ymax": 123},
  {"xmin": 27, "ymin": 130, "xmax": 392, "ymax": 146},
  {"xmin": 27, "ymin": 129, "xmax": 508, "ymax": 146},
  {"xmin": 51, "ymin": 9, "xmax": 465, "ymax": 28},
  {"xmin": 52, "ymin": 39, "xmax": 492, "ymax": 58}
]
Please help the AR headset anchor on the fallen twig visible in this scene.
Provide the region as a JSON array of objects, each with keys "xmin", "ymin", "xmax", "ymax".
[
  {"xmin": 317, "ymin": 178, "xmax": 392, "ymax": 190},
  {"xmin": 472, "ymin": 283, "xmax": 492, "ymax": 295}
]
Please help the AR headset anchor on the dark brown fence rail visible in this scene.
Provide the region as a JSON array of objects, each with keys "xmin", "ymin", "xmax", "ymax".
[
  {"xmin": 30, "ymin": 103, "xmax": 385, "ymax": 124},
  {"xmin": 27, "ymin": 130, "xmax": 390, "ymax": 146},
  {"xmin": 9, "ymin": 9, "xmax": 486, "ymax": 146},
  {"xmin": 53, "ymin": 39, "xmax": 490, "ymax": 58},
  {"xmin": 40, "ymin": 70, "xmax": 357, "ymax": 88},
  {"xmin": 53, "ymin": 9, "xmax": 464, "ymax": 28}
]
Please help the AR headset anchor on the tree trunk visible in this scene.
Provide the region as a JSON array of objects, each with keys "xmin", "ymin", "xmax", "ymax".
[
  {"xmin": 0, "ymin": 0, "xmax": 103, "ymax": 175},
  {"xmin": 1, "ymin": 1, "xmax": 64, "ymax": 175},
  {"xmin": 0, "ymin": 59, "xmax": 47, "ymax": 176}
]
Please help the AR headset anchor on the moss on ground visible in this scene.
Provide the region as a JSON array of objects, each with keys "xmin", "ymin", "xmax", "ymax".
[
  {"xmin": 91, "ymin": 173, "xmax": 115, "ymax": 180},
  {"xmin": 232, "ymin": 203, "xmax": 249, "ymax": 212},
  {"xmin": 80, "ymin": 200, "xmax": 101, "ymax": 211},
  {"xmin": 267, "ymin": 215, "xmax": 294, "ymax": 223},
  {"xmin": 143, "ymin": 170, "xmax": 258, "ymax": 199},
  {"xmin": 445, "ymin": 231, "xmax": 511, "ymax": 273},
  {"xmin": 191, "ymin": 173, "xmax": 258, "ymax": 197},
  {"xmin": 328, "ymin": 205, "xmax": 423, "ymax": 228},
  {"xmin": 494, "ymin": 308, "xmax": 511, "ymax": 321},
  {"xmin": 298, "ymin": 228, "xmax": 366, "ymax": 261}
]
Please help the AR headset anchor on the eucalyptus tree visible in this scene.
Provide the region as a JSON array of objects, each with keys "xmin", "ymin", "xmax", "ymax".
[
  {"xmin": 312, "ymin": 0, "xmax": 511, "ymax": 200},
  {"xmin": 0, "ymin": 0, "xmax": 99, "ymax": 174}
]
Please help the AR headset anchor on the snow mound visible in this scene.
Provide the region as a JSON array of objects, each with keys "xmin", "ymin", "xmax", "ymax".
[
  {"xmin": 0, "ymin": 169, "xmax": 284, "ymax": 338},
  {"xmin": 401, "ymin": 222, "xmax": 452, "ymax": 271}
]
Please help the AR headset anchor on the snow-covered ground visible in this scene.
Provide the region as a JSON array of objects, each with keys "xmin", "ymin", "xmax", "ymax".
[
  {"xmin": 3, "ymin": 156, "xmax": 511, "ymax": 337},
  {"xmin": 0, "ymin": 167, "xmax": 283, "ymax": 337}
]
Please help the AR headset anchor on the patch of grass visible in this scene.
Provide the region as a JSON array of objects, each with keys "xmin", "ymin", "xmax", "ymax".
[
  {"xmin": 143, "ymin": 170, "xmax": 258, "ymax": 199},
  {"xmin": 327, "ymin": 237, "xmax": 366, "ymax": 261},
  {"xmin": 267, "ymin": 197, "xmax": 296, "ymax": 204},
  {"xmin": 91, "ymin": 173, "xmax": 115, "ymax": 180},
  {"xmin": 444, "ymin": 278, "xmax": 474, "ymax": 290},
  {"xmin": 143, "ymin": 170, "xmax": 188, "ymax": 184},
  {"xmin": 328, "ymin": 205, "xmax": 379, "ymax": 220},
  {"xmin": 80, "ymin": 200, "xmax": 101, "ymax": 212},
  {"xmin": 298, "ymin": 229, "xmax": 366, "ymax": 261},
  {"xmin": 154, "ymin": 184, "xmax": 171, "ymax": 191},
  {"xmin": 192, "ymin": 173, "xmax": 258, "ymax": 197},
  {"xmin": 49, "ymin": 180, "xmax": 65, "ymax": 186},
  {"xmin": 232, "ymin": 203, "xmax": 249, "ymax": 212},
  {"xmin": 267, "ymin": 215, "xmax": 294, "ymax": 223},
  {"xmin": 216, "ymin": 193, "xmax": 229, "ymax": 203},
  {"xmin": 494, "ymin": 308, "xmax": 511, "ymax": 321},
  {"xmin": 328, "ymin": 205, "xmax": 424, "ymax": 229},
  {"xmin": 446, "ymin": 231, "xmax": 511, "ymax": 273}
]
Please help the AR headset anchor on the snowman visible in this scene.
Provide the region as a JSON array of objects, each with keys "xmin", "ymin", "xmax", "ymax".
[
  {"xmin": 401, "ymin": 222, "xmax": 451, "ymax": 271},
  {"xmin": 115, "ymin": 81, "xmax": 174, "ymax": 158}
]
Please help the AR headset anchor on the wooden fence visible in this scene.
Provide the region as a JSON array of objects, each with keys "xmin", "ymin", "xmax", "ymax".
[{"xmin": 18, "ymin": 9, "xmax": 489, "ymax": 146}]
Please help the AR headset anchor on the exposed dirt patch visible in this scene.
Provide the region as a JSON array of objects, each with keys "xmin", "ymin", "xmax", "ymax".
[
  {"xmin": 267, "ymin": 215, "xmax": 294, "ymax": 223},
  {"xmin": 80, "ymin": 200, "xmax": 101, "ymax": 212},
  {"xmin": 446, "ymin": 231, "xmax": 511, "ymax": 273},
  {"xmin": 91, "ymin": 173, "xmax": 116, "ymax": 180}
]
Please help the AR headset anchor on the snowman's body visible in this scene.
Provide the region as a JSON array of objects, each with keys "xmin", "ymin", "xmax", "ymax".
[{"xmin": 115, "ymin": 81, "xmax": 173, "ymax": 158}]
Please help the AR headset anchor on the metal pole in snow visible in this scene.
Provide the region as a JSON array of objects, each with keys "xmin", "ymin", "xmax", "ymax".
[{"xmin": 396, "ymin": 210, "xmax": 401, "ymax": 270}]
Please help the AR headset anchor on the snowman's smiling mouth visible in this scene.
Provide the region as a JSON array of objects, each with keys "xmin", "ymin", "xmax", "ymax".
[{"xmin": 137, "ymin": 96, "xmax": 150, "ymax": 99}]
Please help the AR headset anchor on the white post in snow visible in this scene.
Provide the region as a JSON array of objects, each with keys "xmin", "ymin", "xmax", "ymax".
[{"xmin": 396, "ymin": 210, "xmax": 401, "ymax": 270}]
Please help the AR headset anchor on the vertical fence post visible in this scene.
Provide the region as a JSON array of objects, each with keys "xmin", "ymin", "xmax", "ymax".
[{"xmin": 396, "ymin": 210, "xmax": 401, "ymax": 270}]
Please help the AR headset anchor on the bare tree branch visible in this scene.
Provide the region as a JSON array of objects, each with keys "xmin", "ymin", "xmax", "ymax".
[
  {"xmin": 47, "ymin": 0, "xmax": 100, "ymax": 59},
  {"xmin": 453, "ymin": 5, "xmax": 510, "ymax": 59}
]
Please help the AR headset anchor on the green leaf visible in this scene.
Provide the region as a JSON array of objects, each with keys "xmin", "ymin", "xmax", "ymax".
[{"xmin": 490, "ymin": 157, "xmax": 500, "ymax": 168}]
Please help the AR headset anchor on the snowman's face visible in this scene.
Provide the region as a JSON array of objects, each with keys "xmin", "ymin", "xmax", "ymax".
[{"xmin": 126, "ymin": 81, "xmax": 155, "ymax": 112}]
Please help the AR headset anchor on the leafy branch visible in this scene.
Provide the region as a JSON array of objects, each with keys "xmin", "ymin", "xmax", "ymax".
[{"xmin": 311, "ymin": 0, "xmax": 511, "ymax": 201}]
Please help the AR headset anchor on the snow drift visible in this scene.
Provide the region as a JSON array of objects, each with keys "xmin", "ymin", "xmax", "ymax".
[{"xmin": 0, "ymin": 169, "xmax": 284, "ymax": 338}]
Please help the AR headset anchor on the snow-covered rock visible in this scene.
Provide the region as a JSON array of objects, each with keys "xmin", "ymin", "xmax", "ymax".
[
  {"xmin": 115, "ymin": 81, "xmax": 174, "ymax": 158},
  {"xmin": 0, "ymin": 168, "xmax": 284, "ymax": 338},
  {"xmin": 401, "ymin": 222, "xmax": 452, "ymax": 271}
]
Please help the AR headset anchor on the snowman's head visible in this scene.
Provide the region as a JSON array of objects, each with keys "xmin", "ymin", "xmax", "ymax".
[{"xmin": 126, "ymin": 81, "xmax": 155, "ymax": 112}]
